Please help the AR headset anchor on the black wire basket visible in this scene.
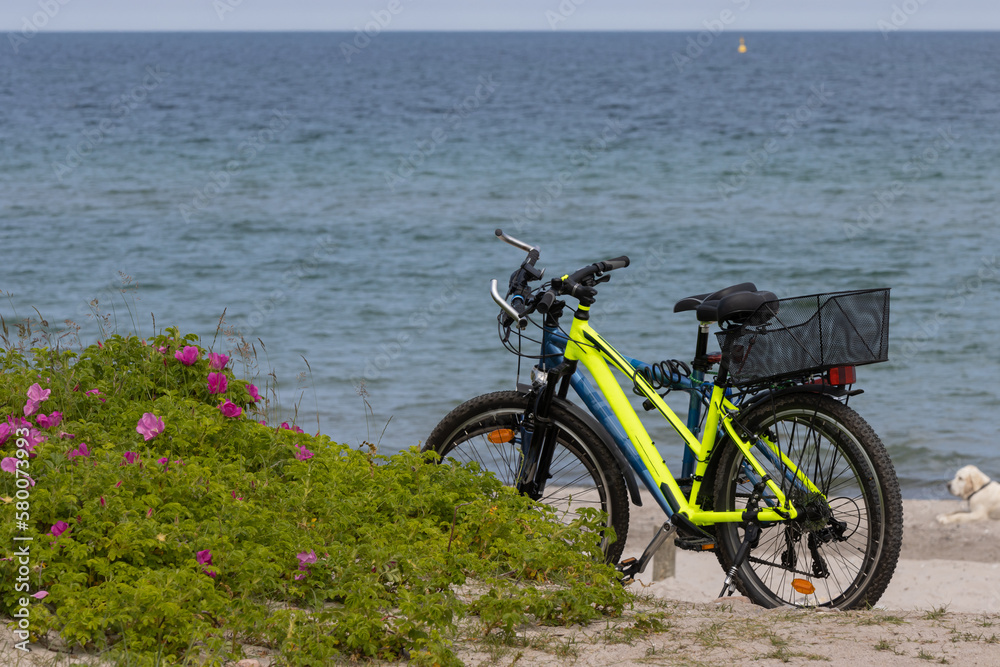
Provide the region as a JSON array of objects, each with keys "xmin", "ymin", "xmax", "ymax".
[{"xmin": 716, "ymin": 288, "xmax": 890, "ymax": 387}]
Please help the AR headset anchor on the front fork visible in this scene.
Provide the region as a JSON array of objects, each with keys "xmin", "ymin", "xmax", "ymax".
[{"xmin": 515, "ymin": 361, "xmax": 576, "ymax": 500}]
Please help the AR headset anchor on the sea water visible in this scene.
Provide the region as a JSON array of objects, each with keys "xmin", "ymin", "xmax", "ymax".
[{"xmin": 1, "ymin": 32, "xmax": 998, "ymax": 497}]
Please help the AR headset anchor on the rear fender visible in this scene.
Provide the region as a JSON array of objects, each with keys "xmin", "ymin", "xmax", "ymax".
[{"xmin": 740, "ymin": 383, "xmax": 862, "ymax": 413}]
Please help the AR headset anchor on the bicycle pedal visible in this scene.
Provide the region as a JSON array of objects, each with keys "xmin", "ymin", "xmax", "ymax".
[
  {"xmin": 615, "ymin": 557, "xmax": 640, "ymax": 584},
  {"xmin": 674, "ymin": 536, "xmax": 716, "ymax": 552},
  {"xmin": 616, "ymin": 556, "xmax": 638, "ymax": 573}
]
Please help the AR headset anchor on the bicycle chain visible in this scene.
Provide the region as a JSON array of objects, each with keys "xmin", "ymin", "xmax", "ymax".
[{"xmin": 746, "ymin": 555, "xmax": 820, "ymax": 579}]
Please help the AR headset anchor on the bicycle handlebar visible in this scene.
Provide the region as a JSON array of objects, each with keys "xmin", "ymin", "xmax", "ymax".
[
  {"xmin": 536, "ymin": 256, "xmax": 631, "ymax": 313},
  {"xmin": 598, "ymin": 256, "xmax": 630, "ymax": 272},
  {"xmin": 495, "ymin": 228, "xmax": 538, "ymax": 254},
  {"xmin": 492, "ymin": 228, "xmax": 630, "ymax": 319}
]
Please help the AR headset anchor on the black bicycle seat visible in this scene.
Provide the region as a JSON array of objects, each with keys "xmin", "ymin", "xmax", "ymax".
[
  {"xmin": 673, "ymin": 283, "xmax": 757, "ymax": 313},
  {"xmin": 673, "ymin": 283, "xmax": 777, "ymax": 324}
]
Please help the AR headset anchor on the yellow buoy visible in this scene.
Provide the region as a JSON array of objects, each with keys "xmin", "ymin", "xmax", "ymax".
[{"xmin": 738, "ymin": 37, "xmax": 747, "ymax": 54}]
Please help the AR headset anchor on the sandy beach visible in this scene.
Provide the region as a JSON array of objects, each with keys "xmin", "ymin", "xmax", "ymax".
[
  {"xmin": 3, "ymin": 499, "xmax": 998, "ymax": 666},
  {"xmin": 452, "ymin": 497, "xmax": 1000, "ymax": 666},
  {"xmin": 624, "ymin": 497, "xmax": 1000, "ymax": 615}
]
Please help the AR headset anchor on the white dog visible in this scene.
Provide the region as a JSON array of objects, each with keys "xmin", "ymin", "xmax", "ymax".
[{"xmin": 936, "ymin": 465, "xmax": 1000, "ymax": 524}]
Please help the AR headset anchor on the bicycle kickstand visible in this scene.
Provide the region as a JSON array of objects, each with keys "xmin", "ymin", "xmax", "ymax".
[
  {"xmin": 719, "ymin": 522, "xmax": 761, "ymax": 598},
  {"xmin": 617, "ymin": 522, "xmax": 677, "ymax": 585}
]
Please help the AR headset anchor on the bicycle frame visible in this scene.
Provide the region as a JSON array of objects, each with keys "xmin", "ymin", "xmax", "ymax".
[{"xmin": 538, "ymin": 308, "xmax": 804, "ymax": 526}]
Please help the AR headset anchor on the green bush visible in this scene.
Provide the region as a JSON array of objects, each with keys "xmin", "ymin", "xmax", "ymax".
[{"xmin": 0, "ymin": 329, "xmax": 628, "ymax": 665}]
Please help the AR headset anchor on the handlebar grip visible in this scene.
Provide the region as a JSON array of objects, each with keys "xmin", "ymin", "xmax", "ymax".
[
  {"xmin": 535, "ymin": 289, "xmax": 558, "ymax": 314},
  {"xmin": 599, "ymin": 256, "xmax": 630, "ymax": 272}
]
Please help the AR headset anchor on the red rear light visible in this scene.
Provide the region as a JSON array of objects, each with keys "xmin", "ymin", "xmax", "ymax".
[{"xmin": 827, "ymin": 366, "xmax": 856, "ymax": 385}]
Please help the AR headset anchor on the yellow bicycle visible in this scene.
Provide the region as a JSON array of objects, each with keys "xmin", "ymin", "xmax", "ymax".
[{"xmin": 425, "ymin": 230, "xmax": 902, "ymax": 609}]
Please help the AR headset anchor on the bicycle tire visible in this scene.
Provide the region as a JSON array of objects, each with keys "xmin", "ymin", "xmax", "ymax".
[
  {"xmin": 712, "ymin": 393, "xmax": 902, "ymax": 609},
  {"xmin": 423, "ymin": 390, "xmax": 630, "ymax": 564}
]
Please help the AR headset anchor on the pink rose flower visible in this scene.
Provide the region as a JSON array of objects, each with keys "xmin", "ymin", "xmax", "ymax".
[
  {"xmin": 36, "ymin": 411, "xmax": 63, "ymax": 429},
  {"xmin": 22, "ymin": 426, "xmax": 46, "ymax": 457},
  {"xmin": 31, "ymin": 591, "xmax": 48, "ymax": 600},
  {"xmin": 5, "ymin": 420, "xmax": 44, "ymax": 459},
  {"xmin": 49, "ymin": 521, "xmax": 70, "ymax": 538},
  {"xmin": 28, "ymin": 382, "xmax": 52, "ymax": 403},
  {"xmin": 218, "ymin": 399, "xmax": 242, "ymax": 418},
  {"xmin": 136, "ymin": 413, "xmax": 165, "ymax": 441},
  {"xmin": 207, "ymin": 372, "xmax": 228, "ymax": 394},
  {"xmin": 297, "ymin": 550, "xmax": 317, "ymax": 570},
  {"xmin": 175, "ymin": 346, "xmax": 199, "ymax": 366},
  {"xmin": 157, "ymin": 346, "xmax": 167, "ymax": 353},
  {"xmin": 294, "ymin": 444, "xmax": 314, "ymax": 462},
  {"xmin": 280, "ymin": 422, "xmax": 304, "ymax": 434},
  {"xmin": 295, "ymin": 550, "xmax": 317, "ymax": 579},
  {"xmin": 123, "ymin": 451, "xmax": 139, "ymax": 465},
  {"xmin": 196, "ymin": 549, "xmax": 217, "ymax": 577},
  {"xmin": 24, "ymin": 383, "xmax": 51, "ymax": 416},
  {"xmin": 85, "ymin": 389, "xmax": 106, "ymax": 403},
  {"xmin": 208, "ymin": 353, "xmax": 229, "ymax": 370},
  {"xmin": 247, "ymin": 384, "xmax": 261, "ymax": 402},
  {"xmin": 67, "ymin": 443, "xmax": 90, "ymax": 460},
  {"xmin": 2, "ymin": 458, "xmax": 34, "ymax": 487},
  {"xmin": 0, "ymin": 422, "xmax": 10, "ymax": 445}
]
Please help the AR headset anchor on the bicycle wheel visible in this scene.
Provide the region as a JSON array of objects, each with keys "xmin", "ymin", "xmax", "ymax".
[
  {"xmin": 712, "ymin": 393, "xmax": 902, "ymax": 609},
  {"xmin": 424, "ymin": 390, "xmax": 629, "ymax": 564}
]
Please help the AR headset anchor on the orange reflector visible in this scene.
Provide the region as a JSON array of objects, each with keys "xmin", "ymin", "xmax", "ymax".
[
  {"xmin": 791, "ymin": 578, "xmax": 816, "ymax": 595},
  {"xmin": 701, "ymin": 544, "xmax": 715, "ymax": 550},
  {"xmin": 487, "ymin": 429, "xmax": 515, "ymax": 444}
]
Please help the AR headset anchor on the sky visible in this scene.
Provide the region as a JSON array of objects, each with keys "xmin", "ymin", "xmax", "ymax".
[{"xmin": 1, "ymin": 0, "xmax": 997, "ymax": 32}]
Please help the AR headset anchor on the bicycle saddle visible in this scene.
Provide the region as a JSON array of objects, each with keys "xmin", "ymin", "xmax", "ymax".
[{"xmin": 673, "ymin": 282, "xmax": 777, "ymax": 324}]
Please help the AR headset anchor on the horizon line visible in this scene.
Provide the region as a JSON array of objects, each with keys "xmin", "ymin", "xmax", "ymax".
[{"xmin": 3, "ymin": 28, "xmax": 999, "ymax": 34}]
